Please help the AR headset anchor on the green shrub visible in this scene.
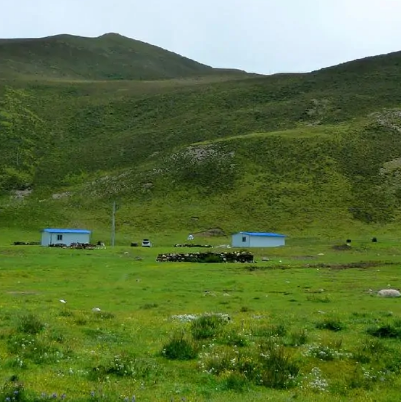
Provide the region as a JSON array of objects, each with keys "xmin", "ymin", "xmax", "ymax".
[
  {"xmin": 7, "ymin": 334, "xmax": 70, "ymax": 365},
  {"xmin": 221, "ymin": 330, "xmax": 248, "ymax": 347},
  {"xmin": 316, "ymin": 318, "xmax": 344, "ymax": 332},
  {"xmin": 58, "ymin": 309, "xmax": 74, "ymax": 317},
  {"xmin": 0, "ymin": 380, "xmax": 25, "ymax": 402},
  {"xmin": 162, "ymin": 333, "xmax": 198, "ymax": 360},
  {"xmin": 201, "ymin": 349, "xmax": 238, "ymax": 375},
  {"xmin": 95, "ymin": 311, "xmax": 115, "ymax": 320},
  {"xmin": 252, "ymin": 323, "xmax": 287, "ymax": 338},
  {"xmin": 90, "ymin": 354, "xmax": 159, "ymax": 380},
  {"xmin": 223, "ymin": 372, "xmax": 249, "ymax": 391},
  {"xmin": 191, "ymin": 314, "xmax": 228, "ymax": 340},
  {"xmin": 200, "ymin": 340, "xmax": 299, "ymax": 389},
  {"xmin": 306, "ymin": 295, "xmax": 331, "ymax": 303},
  {"xmin": 352, "ymin": 338, "xmax": 387, "ymax": 363},
  {"xmin": 286, "ymin": 328, "xmax": 308, "ymax": 346},
  {"xmin": 367, "ymin": 323, "xmax": 401, "ymax": 338},
  {"xmin": 256, "ymin": 340, "xmax": 299, "ymax": 389},
  {"xmin": 48, "ymin": 328, "xmax": 65, "ymax": 343},
  {"xmin": 16, "ymin": 313, "xmax": 44, "ymax": 335},
  {"xmin": 5, "ymin": 357, "xmax": 27, "ymax": 369},
  {"xmin": 348, "ymin": 366, "xmax": 395, "ymax": 390}
]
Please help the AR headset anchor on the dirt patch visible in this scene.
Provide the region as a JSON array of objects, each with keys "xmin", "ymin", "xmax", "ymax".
[
  {"xmin": 293, "ymin": 255, "xmax": 316, "ymax": 260},
  {"xmin": 194, "ymin": 228, "xmax": 226, "ymax": 237},
  {"xmin": 332, "ymin": 244, "xmax": 352, "ymax": 251},
  {"xmin": 305, "ymin": 261, "xmax": 395, "ymax": 270}
]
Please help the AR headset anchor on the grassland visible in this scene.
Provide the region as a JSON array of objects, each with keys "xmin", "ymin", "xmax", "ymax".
[
  {"xmin": 2, "ymin": 33, "xmax": 401, "ymax": 402},
  {"xmin": 1, "ymin": 236, "xmax": 401, "ymax": 401}
]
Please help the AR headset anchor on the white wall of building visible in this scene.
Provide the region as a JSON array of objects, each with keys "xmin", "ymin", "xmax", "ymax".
[
  {"xmin": 232, "ymin": 232, "xmax": 250, "ymax": 247},
  {"xmin": 232, "ymin": 233, "xmax": 286, "ymax": 248},
  {"xmin": 41, "ymin": 232, "xmax": 91, "ymax": 246},
  {"xmin": 249, "ymin": 236, "xmax": 285, "ymax": 247}
]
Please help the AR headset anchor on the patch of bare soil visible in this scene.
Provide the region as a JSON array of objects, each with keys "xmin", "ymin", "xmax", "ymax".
[
  {"xmin": 194, "ymin": 228, "xmax": 227, "ymax": 237},
  {"xmin": 305, "ymin": 261, "xmax": 395, "ymax": 270},
  {"xmin": 332, "ymin": 244, "xmax": 352, "ymax": 251}
]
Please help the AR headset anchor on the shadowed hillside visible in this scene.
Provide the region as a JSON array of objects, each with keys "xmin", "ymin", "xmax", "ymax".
[
  {"xmin": 0, "ymin": 33, "xmax": 249, "ymax": 80},
  {"xmin": 1, "ymin": 43, "xmax": 401, "ymax": 237}
]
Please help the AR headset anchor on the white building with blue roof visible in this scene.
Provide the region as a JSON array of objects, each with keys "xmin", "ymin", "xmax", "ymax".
[
  {"xmin": 41, "ymin": 228, "xmax": 92, "ymax": 246},
  {"xmin": 232, "ymin": 232, "xmax": 286, "ymax": 248}
]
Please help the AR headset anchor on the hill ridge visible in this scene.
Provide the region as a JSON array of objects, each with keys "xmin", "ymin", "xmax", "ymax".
[{"xmin": 0, "ymin": 32, "xmax": 239, "ymax": 80}]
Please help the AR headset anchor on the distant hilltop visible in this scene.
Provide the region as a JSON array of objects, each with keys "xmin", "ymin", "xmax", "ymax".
[{"xmin": 0, "ymin": 32, "xmax": 251, "ymax": 80}]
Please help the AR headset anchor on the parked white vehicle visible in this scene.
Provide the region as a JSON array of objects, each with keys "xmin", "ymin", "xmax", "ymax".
[{"xmin": 142, "ymin": 239, "xmax": 152, "ymax": 247}]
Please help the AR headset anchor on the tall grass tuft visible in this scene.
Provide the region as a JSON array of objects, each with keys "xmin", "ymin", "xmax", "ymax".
[
  {"xmin": 286, "ymin": 328, "xmax": 308, "ymax": 346},
  {"xmin": 367, "ymin": 323, "xmax": 401, "ymax": 338},
  {"xmin": 316, "ymin": 318, "xmax": 344, "ymax": 332},
  {"xmin": 162, "ymin": 333, "xmax": 198, "ymax": 360},
  {"xmin": 191, "ymin": 314, "xmax": 228, "ymax": 340},
  {"xmin": 89, "ymin": 353, "xmax": 160, "ymax": 380},
  {"xmin": 16, "ymin": 313, "xmax": 44, "ymax": 335},
  {"xmin": 256, "ymin": 339, "xmax": 299, "ymax": 389}
]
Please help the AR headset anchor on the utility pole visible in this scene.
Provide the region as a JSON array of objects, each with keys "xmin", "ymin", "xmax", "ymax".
[{"xmin": 111, "ymin": 201, "xmax": 116, "ymax": 247}]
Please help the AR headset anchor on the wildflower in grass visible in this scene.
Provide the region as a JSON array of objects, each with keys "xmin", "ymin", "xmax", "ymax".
[
  {"xmin": 302, "ymin": 343, "xmax": 352, "ymax": 361},
  {"xmin": 304, "ymin": 367, "xmax": 329, "ymax": 392}
]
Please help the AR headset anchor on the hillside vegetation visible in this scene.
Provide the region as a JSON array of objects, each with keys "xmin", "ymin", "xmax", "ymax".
[
  {"xmin": 0, "ymin": 33, "xmax": 248, "ymax": 80},
  {"xmin": 1, "ymin": 37, "xmax": 401, "ymax": 238}
]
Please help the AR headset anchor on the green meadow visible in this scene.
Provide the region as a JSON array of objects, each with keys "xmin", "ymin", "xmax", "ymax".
[
  {"xmin": 1, "ymin": 235, "xmax": 401, "ymax": 401},
  {"xmin": 3, "ymin": 34, "xmax": 401, "ymax": 401}
]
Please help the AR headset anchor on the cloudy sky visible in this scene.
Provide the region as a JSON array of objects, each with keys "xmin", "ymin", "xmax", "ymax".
[{"xmin": 2, "ymin": 0, "xmax": 400, "ymax": 74}]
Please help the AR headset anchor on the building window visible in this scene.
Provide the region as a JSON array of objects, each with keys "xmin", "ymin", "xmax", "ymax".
[
  {"xmin": 57, "ymin": 234, "xmax": 63, "ymax": 241},
  {"xmin": 242, "ymin": 236, "xmax": 247, "ymax": 242}
]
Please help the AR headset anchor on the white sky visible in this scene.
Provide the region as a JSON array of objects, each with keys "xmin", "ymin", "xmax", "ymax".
[{"xmin": 2, "ymin": 0, "xmax": 401, "ymax": 74}]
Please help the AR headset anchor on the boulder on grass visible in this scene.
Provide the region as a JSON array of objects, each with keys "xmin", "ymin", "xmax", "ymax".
[{"xmin": 378, "ymin": 289, "xmax": 401, "ymax": 298}]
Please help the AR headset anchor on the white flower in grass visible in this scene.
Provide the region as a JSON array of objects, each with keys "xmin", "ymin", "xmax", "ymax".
[{"xmin": 59, "ymin": 299, "xmax": 67, "ymax": 304}]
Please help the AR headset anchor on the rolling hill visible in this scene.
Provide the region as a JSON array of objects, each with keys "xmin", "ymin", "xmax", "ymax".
[
  {"xmin": 0, "ymin": 33, "xmax": 248, "ymax": 80},
  {"xmin": 1, "ymin": 37, "xmax": 401, "ymax": 239}
]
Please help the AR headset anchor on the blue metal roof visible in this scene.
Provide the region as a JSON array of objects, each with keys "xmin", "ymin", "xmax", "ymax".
[
  {"xmin": 42, "ymin": 228, "xmax": 91, "ymax": 234},
  {"xmin": 240, "ymin": 232, "xmax": 286, "ymax": 237}
]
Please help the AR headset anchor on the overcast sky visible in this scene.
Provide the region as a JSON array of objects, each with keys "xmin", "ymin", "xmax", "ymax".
[{"xmin": 2, "ymin": 0, "xmax": 401, "ymax": 74}]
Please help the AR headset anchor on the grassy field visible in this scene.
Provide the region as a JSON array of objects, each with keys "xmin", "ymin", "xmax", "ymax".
[
  {"xmin": 2, "ymin": 40, "xmax": 401, "ymax": 400},
  {"xmin": 1, "ymin": 233, "xmax": 401, "ymax": 401}
]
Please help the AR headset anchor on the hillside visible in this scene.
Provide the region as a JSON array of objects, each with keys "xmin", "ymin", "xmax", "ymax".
[
  {"xmin": 0, "ymin": 33, "xmax": 249, "ymax": 80},
  {"xmin": 2, "ymin": 45, "xmax": 401, "ymax": 238}
]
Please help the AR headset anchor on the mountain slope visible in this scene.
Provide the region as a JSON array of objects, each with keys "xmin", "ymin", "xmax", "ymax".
[
  {"xmin": 0, "ymin": 33, "xmax": 244, "ymax": 80},
  {"xmin": 2, "ymin": 46, "xmax": 401, "ymax": 237}
]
